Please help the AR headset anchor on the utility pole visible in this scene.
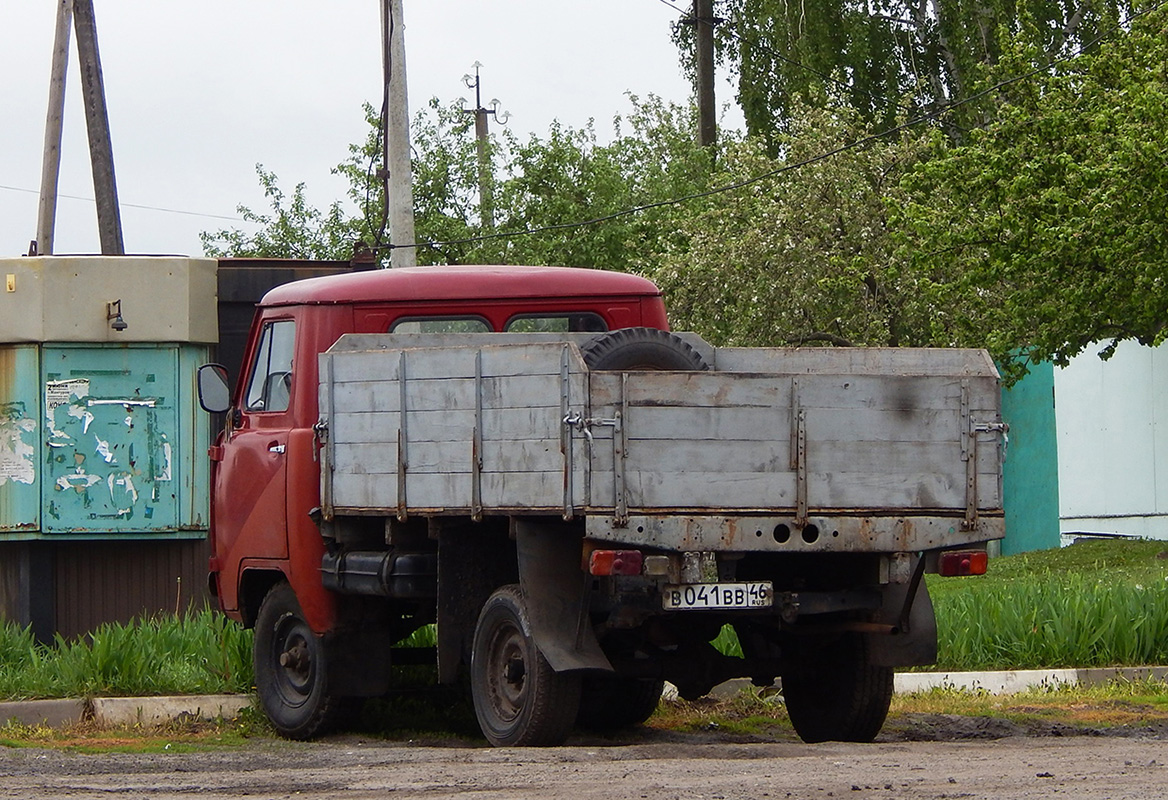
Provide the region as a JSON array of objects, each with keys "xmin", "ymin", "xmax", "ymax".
[
  {"xmin": 72, "ymin": 0, "xmax": 124, "ymax": 255},
  {"xmin": 462, "ymin": 63, "xmax": 508, "ymax": 230},
  {"xmin": 36, "ymin": 0, "xmax": 73, "ymax": 256},
  {"xmin": 692, "ymin": 0, "xmax": 718, "ymax": 149},
  {"xmin": 382, "ymin": 0, "xmax": 416, "ymax": 267}
]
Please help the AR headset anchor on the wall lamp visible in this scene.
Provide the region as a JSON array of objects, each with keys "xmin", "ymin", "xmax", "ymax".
[{"xmin": 107, "ymin": 299, "xmax": 128, "ymax": 332}]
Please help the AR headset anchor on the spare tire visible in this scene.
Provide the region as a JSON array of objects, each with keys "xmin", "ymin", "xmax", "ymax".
[{"xmin": 580, "ymin": 327, "xmax": 709, "ymax": 371}]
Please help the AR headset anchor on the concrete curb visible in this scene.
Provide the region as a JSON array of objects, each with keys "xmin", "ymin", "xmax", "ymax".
[
  {"xmin": 90, "ymin": 695, "xmax": 253, "ymax": 727},
  {"xmin": 893, "ymin": 666, "xmax": 1168, "ymax": 694},
  {"xmin": 4, "ymin": 667, "xmax": 1167, "ymax": 730},
  {"xmin": 0, "ymin": 695, "xmax": 252, "ymax": 730},
  {"xmin": 0, "ymin": 698, "xmax": 87, "ymax": 728},
  {"xmin": 674, "ymin": 665, "xmax": 1168, "ymax": 701}
]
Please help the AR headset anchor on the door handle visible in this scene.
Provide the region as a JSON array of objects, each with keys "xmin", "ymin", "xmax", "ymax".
[{"xmin": 269, "ymin": 443, "xmax": 286, "ymax": 454}]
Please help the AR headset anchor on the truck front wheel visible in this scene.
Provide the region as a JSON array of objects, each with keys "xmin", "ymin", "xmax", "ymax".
[
  {"xmin": 470, "ymin": 585, "xmax": 581, "ymax": 746},
  {"xmin": 253, "ymin": 582, "xmax": 345, "ymax": 740},
  {"xmin": 781, "ymin": 631, "xmax": 893, "ymax": 743}
]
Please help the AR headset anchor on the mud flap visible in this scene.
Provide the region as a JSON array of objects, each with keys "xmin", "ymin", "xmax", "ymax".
[
  {"xmin": 868, "ymin": 578, "xmax": 938, "ymax": 668},
  {"xmin": 515, "ymin": 520, "xmax": 613, "ymax": 673}
]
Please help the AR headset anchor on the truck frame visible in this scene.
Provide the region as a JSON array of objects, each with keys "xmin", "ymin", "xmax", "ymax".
[{"xmin": 199, "ymin": 264, "xmax": 1005, "ymax": 745}]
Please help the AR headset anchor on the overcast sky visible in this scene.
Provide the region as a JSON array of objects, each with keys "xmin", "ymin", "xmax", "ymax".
[{"xmin": 0, "ymin": 1, "xmax": 739, "ymax": 258}]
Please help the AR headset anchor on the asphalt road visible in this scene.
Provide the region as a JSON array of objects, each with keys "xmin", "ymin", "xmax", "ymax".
[{"xmin": 0, "ymin": 734, "xmax": 1164, "ymax": 799}]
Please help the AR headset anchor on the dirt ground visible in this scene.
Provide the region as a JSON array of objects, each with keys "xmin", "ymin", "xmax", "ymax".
[{"xmin": 0, "ymin": 720, "xmax": 1165, "ymax": 800}]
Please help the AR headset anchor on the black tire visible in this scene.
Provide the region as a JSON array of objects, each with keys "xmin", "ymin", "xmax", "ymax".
[
  {"xmin": 253, "ymin": 582, "xmax": 345, "ymax": 740},
  {"xmin": 781, "ymin": 632, "xmax": 893, "ymax": 744},
  {"xmin": 470, "ymin": 585, "xmax": 582, "ymax": 747},
  {"xmin": 580, "ymin": 327, "xmax": 709, "ymax": 371},
  {"xmin": 576, "ymin": 675, "xmax": 664, "ymax": 730}
]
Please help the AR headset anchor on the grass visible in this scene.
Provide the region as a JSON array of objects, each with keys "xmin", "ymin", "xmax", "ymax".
[
  {"xmin": 0, "ymin": 608, "xmax": 252, "ymax": 700},
  {"xmin": 648, "ymin": 678, "xmax": 1168, "ymax": 741},
  {"xmin": 928, "ymin": 539, "xmax": 1168, "ymax": 670},
  {"xmin": 2, "ymin": 678, "xmax": 1166, "ymax": 752},
  {"xmin": 0, "ymin": 708, "xmax": 275, "ymax": 754},
  {"xmin": 0, "ymin": 539, "xmax": 1165, "ymax": 705},
  {"xmin": 711, "ymin": 538, "xmax": 1168, "ymax": 670},
  {"xmin": 890, "ymin": 678, "xmax": 1168, "ymax": 724}
]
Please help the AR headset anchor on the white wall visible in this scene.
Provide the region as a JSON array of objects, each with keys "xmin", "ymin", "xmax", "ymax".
[{"xmin": 1055, "ymin": 341, "xmax": 1168, "ymax": 540}]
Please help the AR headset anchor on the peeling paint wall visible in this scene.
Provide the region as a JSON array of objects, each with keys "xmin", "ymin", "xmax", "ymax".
[
  {"xmin": 1, "ymin": 343, "xmax": 210, "ymax": 538},
  {"xmin": 0, "ymin": 345, "xmax": 41, "ymax": 532},
  {"xmin": 0, "ymin": 403, "xmax": 36, "ymax": 486},
  {"xmin": 42, "ymin": 346, "xmax": 181, "ymax": 533}
]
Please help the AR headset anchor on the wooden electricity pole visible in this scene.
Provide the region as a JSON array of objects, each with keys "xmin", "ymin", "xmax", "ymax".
[
  {"xmin": 36, "ymin": 0, "xmax": 74, "ymax": 255},
  {"xmin": 694, "ymin": 0, "xmax": 718, "ymax": 148},
  {"xmin": 72, "ymin": 0, "xmax": 125, "ymax": 255},
  {"xmin": 382, "ymin": 0, "xmax": 416, "ymax": 267}
]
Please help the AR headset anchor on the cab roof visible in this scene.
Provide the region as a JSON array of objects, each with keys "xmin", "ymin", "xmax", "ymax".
[{"xmin": 259, "ymin": 265, "xmax": 662, "ymax": 307}]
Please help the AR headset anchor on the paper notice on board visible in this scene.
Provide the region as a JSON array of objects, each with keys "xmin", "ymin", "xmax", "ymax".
[{"xmin": 46, "ymin": 378, "xmax": 90, "ymax": 411}]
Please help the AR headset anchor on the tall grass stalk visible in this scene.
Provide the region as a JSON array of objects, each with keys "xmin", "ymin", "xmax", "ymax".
[
  {"xmin": 933, "ymin": 573, "xmax": 1168, "ymax": 670},
  {"xmin": 0, "ymin": 609, "xmax": 253, "ymax": 700}
]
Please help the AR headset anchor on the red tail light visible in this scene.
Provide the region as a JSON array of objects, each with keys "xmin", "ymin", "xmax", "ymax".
[
  {"xmin": 589, "ymin": 549, "xmax": 644, "ymax": 576},
  {"xmin": 939, "ymin": 550, "xmax": 988, "ymax": 577}
]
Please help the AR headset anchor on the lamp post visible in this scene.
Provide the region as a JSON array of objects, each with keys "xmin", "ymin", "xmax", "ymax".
[{"xmin": 461, "ymin": 63, "xmax": 508, "ymax": 230}]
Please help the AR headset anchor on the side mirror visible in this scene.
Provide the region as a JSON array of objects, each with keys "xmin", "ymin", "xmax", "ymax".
[{"xmin": 197, "ymin": 363, "xmax": 232, "ymax": 414}]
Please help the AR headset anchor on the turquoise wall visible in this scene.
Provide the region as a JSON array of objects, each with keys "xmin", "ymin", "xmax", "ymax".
[{"xmin": 1000, "ymin": 362, "xmax": 1061, "ymax": 554}]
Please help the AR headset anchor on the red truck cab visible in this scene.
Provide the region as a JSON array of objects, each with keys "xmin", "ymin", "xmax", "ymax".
[{"xmin": 207, "ymin": 265, "xmax": 668, "ymax": 636}]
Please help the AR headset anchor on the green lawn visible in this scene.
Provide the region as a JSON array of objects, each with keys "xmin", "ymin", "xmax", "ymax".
[{"xmin": 2, "ymin": 539, "xmax": 1166, "ymax": 700}]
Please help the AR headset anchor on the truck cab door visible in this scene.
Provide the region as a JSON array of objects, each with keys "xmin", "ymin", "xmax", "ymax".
[{"xmin": 212, "ymin": 319, "xmax": 297, "ymax": 609}]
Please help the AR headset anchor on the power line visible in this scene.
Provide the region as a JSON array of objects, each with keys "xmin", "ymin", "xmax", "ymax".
[
  {"xmin": 0, "ymin": 183, "xmax": 247, "ymax": 222},
  {"xmin": 386, "ymin": 0, "xmax": 1164, "ymax": 254}
]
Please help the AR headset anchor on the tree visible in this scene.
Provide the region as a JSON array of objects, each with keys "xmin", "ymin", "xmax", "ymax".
[
  {"xmin": 199, "ymin": 166, "xmax": 361, "ymax": 260},
  {"xmin": 895, "ymin": 5, "xmax": 1168, "ymax": 373},
  {"xmin": 686, "ymin": 0, "xmax": 1132, "ymax": 144},
  {"xmin": 202, "ymin": 96, "xmax": 714, "ymax": 275},
  {"xmin": 650, "ymin": 102, "xmax": 938, "ymax": 349}
]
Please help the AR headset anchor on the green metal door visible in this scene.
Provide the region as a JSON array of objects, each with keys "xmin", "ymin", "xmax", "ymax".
[{"xmin": 42, "ymin": 345, "xmax": 180, "ymax": 533}]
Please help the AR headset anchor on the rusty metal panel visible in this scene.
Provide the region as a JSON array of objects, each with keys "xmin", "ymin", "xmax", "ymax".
[
  {"xmin": 0, "ymin": 345, "xmax": 41, "ymax": 533},
  {"xmin": 52, "ymin": 539, "xmax": 210, "ymax": 639},
  {"xmin": 585, "ymin": 514, "xmax": 1005, "ymax": 552},
  {"xmin": 42, "ymin": 345, "xmax": 181, "ymax": 533}
]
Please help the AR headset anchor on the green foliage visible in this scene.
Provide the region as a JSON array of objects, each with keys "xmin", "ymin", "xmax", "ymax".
[
  {"xmin": 696, "ymin": 0, "xmax": 1132, "ymax": 143},
  {"xmin": 203, "ymin": 10, "xmax": 1168, "ymax": 381},
  {"xmin": 933, "ymin": 575, "xmax": 1168, "ymax": 670},
  {"xmin": 928, "ymin": 539, "xmax": 1168, "ymax": 670},
  {"xmin": 200, "ymin": 166, "xmax": 362, "ymax": 260},
  {"xmin": 204, "ymin": 95, "xmax": 715, "ymax": 274},
  {"xmin": 651, "ymin": 102, "xmax": 941, "ymax": 349},
  {"xmin": 896, "ymin": 6, "xmax": 1168, "ymax": 370},
  {"xmin": 489, "ymin": 97, "xmax": 714, "ymax": 271},
  {"xmin": 710, "ymin": 539, "xmax": 1168, "ymax": 671},
  {"xmin": 0, "ymin": 610, "xmax": 253, "ymax": 700}
]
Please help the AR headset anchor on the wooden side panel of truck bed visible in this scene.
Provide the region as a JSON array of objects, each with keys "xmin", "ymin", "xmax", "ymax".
[{"xmin": 318, "ymin": 334, "xmax": 1005, "ymax": 533}]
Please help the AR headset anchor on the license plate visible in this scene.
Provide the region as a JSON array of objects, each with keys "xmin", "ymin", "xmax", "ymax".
[{"xmin": 662, "ymin": 582, "xmax": 773, "ymax": 610}]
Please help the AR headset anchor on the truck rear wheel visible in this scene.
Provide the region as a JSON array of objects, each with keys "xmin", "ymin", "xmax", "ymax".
[
  {"xmin": 576, "ymin": 675, "xmax": 664, "ymax": 730},
  {"xmin": 581, "ymin": 327, "xmax": 709, "ymax": 371},
  {"xmin": 781, "ymin": 631, "xmax": 893, "ymax": 743},
  {"xmin": 253, "ymin": 582, "xmax": 345, "ymax": 740},
  {"xmin": 470, "ymin": 584, "xmax": 581, "ymax": 746}
]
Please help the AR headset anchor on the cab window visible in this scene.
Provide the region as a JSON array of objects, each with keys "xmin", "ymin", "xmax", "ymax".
[
  {"xmin": 391, "ymin": 317, "xmax": 491, "ymax": 334},
  {"xmin": 244, "ymin": 320, "xmax": 296, "ymax": 412},
  {"xmin": 505, "ymin": 313, "xmax": 607, "ymax": 333}
]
